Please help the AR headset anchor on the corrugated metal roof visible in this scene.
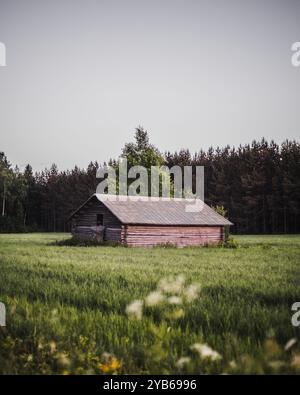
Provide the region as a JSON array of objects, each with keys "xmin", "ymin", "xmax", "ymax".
[{"xmin": 90, "ymin": 194, "xmax": 233, "ymax": 226}]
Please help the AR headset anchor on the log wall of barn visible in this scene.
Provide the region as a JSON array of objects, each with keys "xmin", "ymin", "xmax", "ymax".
[
  {"xmin": 124, "ymin": 225, "xmax": 224, "ymax": 247},
  {"xmin": 72, "ymin": 198, "xmax": 122, "ymax": 242}
]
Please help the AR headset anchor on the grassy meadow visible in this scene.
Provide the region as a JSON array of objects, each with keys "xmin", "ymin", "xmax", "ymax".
[{"xmin": 0, "ymin": 233, "xmax": 300, "ymax": 374}]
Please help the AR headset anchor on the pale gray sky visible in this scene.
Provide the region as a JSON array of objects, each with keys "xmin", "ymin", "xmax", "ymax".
[{"xmin": 0, "ymin": 0, "xmax": 299, "ymax": 170}]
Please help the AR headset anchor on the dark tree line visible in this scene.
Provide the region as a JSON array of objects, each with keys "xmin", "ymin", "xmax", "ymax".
[{"xmin": 1, "ymin": 128, "xmax": 299, "ymax": 234}]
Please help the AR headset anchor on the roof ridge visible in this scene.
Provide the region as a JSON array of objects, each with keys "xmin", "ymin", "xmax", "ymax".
[{"xmin": 95, "ymin": 193, "xmax": 205, "ymax": 202}]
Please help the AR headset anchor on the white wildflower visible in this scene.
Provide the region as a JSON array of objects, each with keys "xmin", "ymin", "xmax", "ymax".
[
  {"xmin": 158, "ymin": 274, "xmax": 185, "ymax": 294},
  {"xmin": 126, "ymin": 300, "xmax": 143, "ymax": 320},
  {"xmin": 145, "ymin": 291, "xmax": 165, "ymax": 306},
  {"xmin": 285, "ymin": 338, "xmax": 297, "ymax": 351},
  {"xmin": 191, "ymin": 343, "xmax": 222, "ymax": 361},
  {"xmin": 176, "ymin": 357, "xmax": 191, "ymax": 368},
  {"xmin": 184, "ymin": 284, "xmax": 201, "ymax": 302},
  {"xmin": 168, "ymin": 296, "xmax": 182, "ymax": 305}
]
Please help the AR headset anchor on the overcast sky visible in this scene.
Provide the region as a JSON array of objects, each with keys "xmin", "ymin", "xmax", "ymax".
[{"xmin": 0, "ymin": 0, "xmax": 299, "ymax": 171}]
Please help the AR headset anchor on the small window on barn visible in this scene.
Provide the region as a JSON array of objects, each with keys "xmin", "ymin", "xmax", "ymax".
[{"xmin": 96, "ymin": 214, "xmax": 104, "ymax": 226}]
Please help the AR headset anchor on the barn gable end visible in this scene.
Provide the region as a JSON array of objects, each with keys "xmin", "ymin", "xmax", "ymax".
[{"xmin": 71, "ymin": 196, "xmax": 124, "ymax": 242}]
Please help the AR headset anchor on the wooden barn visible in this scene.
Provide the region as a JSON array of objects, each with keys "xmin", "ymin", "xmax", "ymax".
[{"xmin": 69, "ymin": 194, "xmax": 232, "ymax": 247}]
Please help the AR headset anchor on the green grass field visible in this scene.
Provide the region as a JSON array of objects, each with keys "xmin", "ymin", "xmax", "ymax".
[{"xmin": 0, "ymin": 233, "xmax": 300, "ymax": 374}]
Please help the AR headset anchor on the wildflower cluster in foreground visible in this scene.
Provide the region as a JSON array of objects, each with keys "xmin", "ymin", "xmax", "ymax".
[
  {"xmin": 126, "ymin": 274, "xmax": 201, "ymax": 321},
  {"xmin": 124, "ymin": 275, "xmax": 300, "ymax": 374}
]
